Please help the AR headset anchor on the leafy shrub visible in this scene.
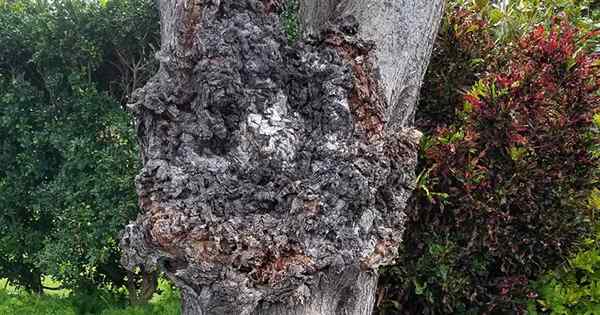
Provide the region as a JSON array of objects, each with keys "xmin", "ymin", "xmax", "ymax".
[
  {"xmin": 531, "ymin": 226, "xmax": 600, "ymax": 314},
  {"xmin": 416, "ymin": 4, "xmax": 494, "ymax": 132},
  {"xmin": 0, "ymin": 0, "xmax": 159, "ymax": 296},
  {"xmin": 416, "ymin": 0, "xmax": 598, "ymax": 132},
  {"xmin": 460, "ymin": 0, "xmax": 598, "ymax": 43},
  {"xmin": 527, "ymin": 114, "xmax": 600, "ymax": 314},
  {"xmin": 381, "ymin": 19, "xmax": 599, "ymax": 314}
]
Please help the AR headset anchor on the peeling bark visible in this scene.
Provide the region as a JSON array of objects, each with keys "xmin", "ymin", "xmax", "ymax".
[{"xmin": 120, "ymin": 1, "xmax": 443, "ymax": 314}]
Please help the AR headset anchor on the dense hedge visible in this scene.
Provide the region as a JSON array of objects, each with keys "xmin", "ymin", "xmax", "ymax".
[{"xmin": 0, "ymin": 0, "xmax": 159, "ymax": 300}]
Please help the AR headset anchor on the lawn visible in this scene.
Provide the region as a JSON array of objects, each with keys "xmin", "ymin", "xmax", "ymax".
[{"xmin": 0, "ymin": 279, "xmax": 180, "ymax": 315}]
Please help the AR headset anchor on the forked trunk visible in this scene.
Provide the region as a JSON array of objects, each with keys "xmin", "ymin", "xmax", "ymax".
[{"xmin": 120, "ymin": 1, "xmax": 443, "ymax": 314}]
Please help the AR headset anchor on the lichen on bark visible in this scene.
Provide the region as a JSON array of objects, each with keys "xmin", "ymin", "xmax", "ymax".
[{"xmin": 120, "ymin": 1, "xmax": 422, "ymax": 314}]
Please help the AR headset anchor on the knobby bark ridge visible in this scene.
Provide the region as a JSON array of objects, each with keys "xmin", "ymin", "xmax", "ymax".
[{"xmin": 120, "ymin": 1, "xmax": 444, "ymax": 314}]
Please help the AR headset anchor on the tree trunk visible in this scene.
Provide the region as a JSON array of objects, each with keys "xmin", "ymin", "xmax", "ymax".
[
  {"xmin": 300, "ymin": 0, "xmax": 445, "ymax": 128},
  {"xmin": 120, "ymin": 1, "xmax": 443, "ymax": 314},
  {"xmin": 178, "ymin": 266, "xmax": 378, "ymax": 315},
  {"xmin": 29, "ymin": 271, "xmax": 44, "ymax": 295},
  {"xmin": 126, "ymin": 269, "xmax": 159, "ymax": 305}
]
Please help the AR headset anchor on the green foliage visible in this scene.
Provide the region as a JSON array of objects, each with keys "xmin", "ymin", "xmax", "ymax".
[
  {"xmin": 280, "ymin": 0, "xmax": 299, "ymax": 41},
  {"xmin": 531, "ymin": 228, "xmax": 600, "ymax": 314},
  {"xmin": 0, "ymin": 77, "xmax": 56, "ymax": 293},
  {"xmin": 0, "ymin": 0, "xmax": 159, "ymax": 295},
  {"xmin": 454, "ymin": 0, "xmax": 598, "ymax": 43},
  {"xmin": 416, "ymin": 0, "xmax": 598, "ymax": 132},
  {"xmin": 416, "ymin": 4, "xmax": 494, "ymax": 132},
  {"xmin": 527, "ymin": 98, "xmax": 600, "ymax": 314},
  {"xmin": 381, "ymin": 9, "xmax": 600, "ymax": 314}
]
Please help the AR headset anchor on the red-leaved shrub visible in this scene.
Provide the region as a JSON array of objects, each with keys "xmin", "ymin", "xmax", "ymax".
[
  {"xmin": 383, "ymin": 19, "xmax": 599, "ymax": 314},
  {"xmin": 415, "ymin": 6, "xmax": 494, "ymax": 133}
]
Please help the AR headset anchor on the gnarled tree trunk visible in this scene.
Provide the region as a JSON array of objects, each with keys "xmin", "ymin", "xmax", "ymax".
[{"xmin": 120, "ymin": 1, "xmax": 444, "ymax": 314}]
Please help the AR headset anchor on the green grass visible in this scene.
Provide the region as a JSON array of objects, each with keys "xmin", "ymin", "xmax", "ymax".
[
  {"xmin": 0, "ymin": 291, "xmax": 76, "ymax": 315},
  {"xmin": 0, "ymin": 277, "xmax": 70, "ymax": 297},
  {"xmin": 0, "ymin": 279, "xmax": 180, "ymax": 315},
  {"xmin": 0, "ymin": 279, "xmax": 17, "ymax": 293}
]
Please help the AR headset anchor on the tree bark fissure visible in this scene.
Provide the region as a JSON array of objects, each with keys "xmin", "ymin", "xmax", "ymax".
[{"xmin": 120, "ymin": 1, "xmax": 443, "ymax": 314}]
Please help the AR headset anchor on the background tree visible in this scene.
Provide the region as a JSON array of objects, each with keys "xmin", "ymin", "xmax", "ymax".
[
  {"xmin": 120, "ymin": 0, "xmax": 444, "ymax": 314},
  {"xmin": 0, "ymin": 0, "xmax": 160, "ymax": 304}
]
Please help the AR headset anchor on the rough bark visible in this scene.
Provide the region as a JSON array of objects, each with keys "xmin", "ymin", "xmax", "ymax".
[
  {"xmin": 178, "ymin": 266, "xmax": 378, "ymax": 315},
  {"xmin": 120, "ymin": 1, "xmax": 443, "ymax": 314}
]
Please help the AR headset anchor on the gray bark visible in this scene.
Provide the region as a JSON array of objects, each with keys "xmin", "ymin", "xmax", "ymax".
[
  {"xmin": 300, "ymin": 0, "xmax": 445, "ymax": 128},
  {"xmin": 179, "ymin": 266, "xmax": 377, "ymax": 315},
  {"xmin": 119, "ymin": 1, "xmax": 443, "ymax": 314}
]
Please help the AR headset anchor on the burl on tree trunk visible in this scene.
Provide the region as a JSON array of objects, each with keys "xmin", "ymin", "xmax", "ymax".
[{"xmin": 120, "ymin": 1, "xmax": 443, "ymax": 314}]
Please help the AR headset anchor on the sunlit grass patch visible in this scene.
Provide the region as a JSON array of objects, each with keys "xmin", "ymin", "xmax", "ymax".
[
  {"xmin": 0, "ymin": 278, "xmax": 70, "ymax": 296},
  {"xmin": 0, "ymin": 291, "xmax": 75, "ymax": 315},
  {"xmin": 0, "ymin": 278, "xmax": 180, "ymax": 315}
]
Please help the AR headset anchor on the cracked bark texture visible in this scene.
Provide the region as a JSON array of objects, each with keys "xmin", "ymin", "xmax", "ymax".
[{"xmin": 120, "ymin": 1, "xmax": 443, "ymax": 314}]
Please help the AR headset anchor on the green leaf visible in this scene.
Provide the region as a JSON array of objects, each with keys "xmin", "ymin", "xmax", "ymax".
[
  {"xmin": 489, "ymin": 8, "xmax": 505, "ymax": 25},
  {"xmin": 593, "ymin": 113, "xmax": 600, "ymax": 129},
  {"xmin": 474, "ymin": 0, "xmax": 489, "ymax": 10},
  {"xmin": 509, "ymin": 146, "xmax": 527, "ymax": 161},
  {"xmin": 414, "ymin": 279, "xmax": 427, "ymax": 295},
  {"xmin": 589, "ymin": 189, "xmax": 600, "ymax": 211}
]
